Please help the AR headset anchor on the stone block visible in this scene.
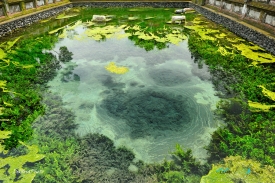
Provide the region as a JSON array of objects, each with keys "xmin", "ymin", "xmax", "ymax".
[
  {"xmin": 247, "ymin": 8, "xmax": 261, "ymax": 20},
  {"xmin": 9, "ymin": 4, "xmax": 21, "ymax": 13},
  {"xmin": 265, "ymin": 14, "xmax": 275, "ymax": 26},
  {"xmin": 25, "ymin": 1, "xmax": 34, "ymax": 9}
]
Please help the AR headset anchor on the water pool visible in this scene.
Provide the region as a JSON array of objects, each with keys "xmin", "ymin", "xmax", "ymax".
[
  {"xmin": 47, "ymin": 21, "xmax": 220, "ymax": 163},
  {"xmin": 2, "ymin": 7, "xmax": 275, "ymax": 183}
]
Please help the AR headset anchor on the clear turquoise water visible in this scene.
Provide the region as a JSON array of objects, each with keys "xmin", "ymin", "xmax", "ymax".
[{"xmin": 47, "ymin": 23, "xmax": 222, "ymax": 163}]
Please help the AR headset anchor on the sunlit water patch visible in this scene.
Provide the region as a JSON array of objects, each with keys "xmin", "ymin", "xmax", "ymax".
[{"xmin": 47, "ymin": 24, "xmax": 221, "ymax": 163}]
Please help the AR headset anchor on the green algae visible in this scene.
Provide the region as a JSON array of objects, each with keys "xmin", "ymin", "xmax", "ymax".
[
  {"xmin": 215, "ymin": 33, "xmax": 227, "ymax": 39},
  {"xmin": 126, "ymin": 25, "xmax": 187, "ymax": 45},
  {"xmin": 249, "ymin": 100, "xmax": 275, "ymax": 112},
  {"xmin": 0, "ymin": 37, "xmax": 21, "ymax": 50},
  {"xmin": 144, "ymin": 17, "xmax": 155, "ymax": 20},
  {"xmin": 201, "ymin": 156, "xmax": 275, "ymax": 183},
  {"xmin": 128, "ymin": 17, "xmax": 139, "ymax": 21},
  {"xmin": 40, "ymin": 18, "xmax": 52, "ymax": 23},
  {"xmin": 58, "ymin": 29, "xmax": 67, "ymax": 39},
  {"xmin": 187, "ymin": 13, "xmax": 275, "ymax": 168},
  {"xmin": 258, "ymin": 85, "xmax": 275, "ymax": 101},
  {"xmin": 0, "ymin": 131, "xmax": 11, "ymax": 152},
  {"xmin": 56, "ymin": 13, "xmax": 78, "ymax": 20},
  {"xmin": 12, "ymin": 61, "xmax": 34, "ymax": 69},
  {"xmin": 184, "ymin": 25, "xmax": 219, "ymax": 41},
  {"xmin": 186, "ymin": 16, "xmax": 275, "ymax": 66},
  {"xmin": 0, "ymin": 48, "xmax": 7, "ymax": 59},
  {"xmin": 0, "ymin": 142, "xmax": 45, "ymax": 183},
  {"xmin": 227, "ymin": 37, "xmax": 244, "ymax": 43},
  {"xmin": 0, "ymin": 80, "xmax": 8, "ymax": 92},
  {"xmin": 2, "ymin": 7, "xmax": 275, "ymax": 182},
  {"xmin": 217, "ymin": 47, "xmax": 231, "ymax": 56},
  {"xmin": 128, "ymin": 8, "xmax": 148, "ymax": 12},
  {"xmin": 48, "ymin": 22, "xmax": 76, "ymax": 35},
  {"xmin": 0, "ymin": 37, "xmax": 21, "ymax": 68},
  {"xmin": 49, "ymin": 26, "xmax": 65, "ymax": 34},
  {"xmin": 73, "ymin": 24, "xmax": 126, "ymax": 41},
  {"xmin": 68, "ymin": 21, "xmax": 187, "ymax": 46},
  {"xmin": 105, "ymin": 62, "xmax": 129, "ymax": 74},
  {"xmin": 232, "ymin": 43, "xmax": 275, "ymax": 66}
]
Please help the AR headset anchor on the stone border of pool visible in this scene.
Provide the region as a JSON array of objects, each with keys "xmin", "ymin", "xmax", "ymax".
[
  {"xmin": 0, "ymin": 1, "xmax": 275, "ymax": 55},
  {"xmin": 190, "ymin": 2, "xmax": 275, "ymax": 55},
  {"xmin": 0, "ymin": 4, "xmax": 72, "ymax": 37},
  {"xmin": 71, "ymin": 1, "xmax": 189, "ymax": 8}
]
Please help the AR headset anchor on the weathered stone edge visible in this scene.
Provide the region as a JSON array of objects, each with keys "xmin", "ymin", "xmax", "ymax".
[{"xmin": 190, "ymin": 2, "xmax": 275, "ymax": 55}]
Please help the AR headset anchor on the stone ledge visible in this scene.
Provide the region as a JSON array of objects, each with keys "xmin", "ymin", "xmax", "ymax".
[
  {"xmin": 248, "ymin": 2, "xmax": 275, "ymax": 13},
  {"xmin": 224, "ymin": 0, "xmax": 245, "ymax": 4}
]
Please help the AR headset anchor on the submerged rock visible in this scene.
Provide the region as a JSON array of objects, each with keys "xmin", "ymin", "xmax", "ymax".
[
  {"xmin": 175, "ymin": 9, "xmax": 185, "ymax": 14},
  {"xmin": 92, "ymin": 15, "xmax": 106, "ymax": 22}
]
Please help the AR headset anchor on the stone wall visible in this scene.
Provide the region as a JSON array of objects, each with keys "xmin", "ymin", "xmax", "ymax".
[
  {"xmin": 189, "ymin": 3, "xmax": 275, "ymax": 55},
  {"xmin": 0, "ymin": 4, "xmax": 72, "ymax": 37},
  {"xmin": 0, "ymin": 7, "xmax": 4, "ymax": 16},
  {"xmin": 71, "ymin": 2, "xmax": 189, "ymax": 8},
  {"xmin": 203, "ymin": 0, "xmax": 275, "ymax": 28}
]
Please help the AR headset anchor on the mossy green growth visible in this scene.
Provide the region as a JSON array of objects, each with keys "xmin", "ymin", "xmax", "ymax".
[
  {"xmin": 185, "ymin": 17, "xmax": 221, "ymax": 41},
  {"xmin": 248, "ymin": 100, "xmax": 275, "ymax": 112},
  {"xmin": 0, "ymin": 35, "xmax": 58, "ymax": 149},
  {"xmin": 74, "ymin": 25, "xmax": 127, "ymax": 41},
  {"xmin": 0, "ymin": 48, "xmax": 7, "ymax": 59},
  {"xmin": 0, "ymin": 141, "xmax": 45, "ymax": 183},
  {"xmin": 0, "ymin": 80, "xmax": 8, "ymax": 93},
  {"xmin": 0, "ymin": 131, "xmax": 12, "ymax": 153},
  {"xmin": 200, "ymin": 156, "xmax": 275, "ymax": 183},
  {"xmin": 162, "ymin": 171, "xmax": 185, "ymax": 182},
  {"xmin": 258, "ymin": 85, "xmax": 275, "ymax": 101},
  {"xmin": 0, "ymin": 37, "xmax": 21, "ymax": 68},
  {"xmin": 55, "ymin": 13, "xmax": 78, "ymax": 20},
  {"xmin": 232, "ymin": 43, "xmax": 275, "ymax": 66}
]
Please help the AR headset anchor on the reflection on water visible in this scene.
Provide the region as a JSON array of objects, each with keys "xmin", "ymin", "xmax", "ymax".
[{"xmin": 48, "ymin": 23, "xmax": 222, "ymax": 163}]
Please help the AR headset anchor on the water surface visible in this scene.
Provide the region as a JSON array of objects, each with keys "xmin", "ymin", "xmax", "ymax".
[{"xmin": 47, "ymin": 18, "xmax": 221, "ymax": 162}]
